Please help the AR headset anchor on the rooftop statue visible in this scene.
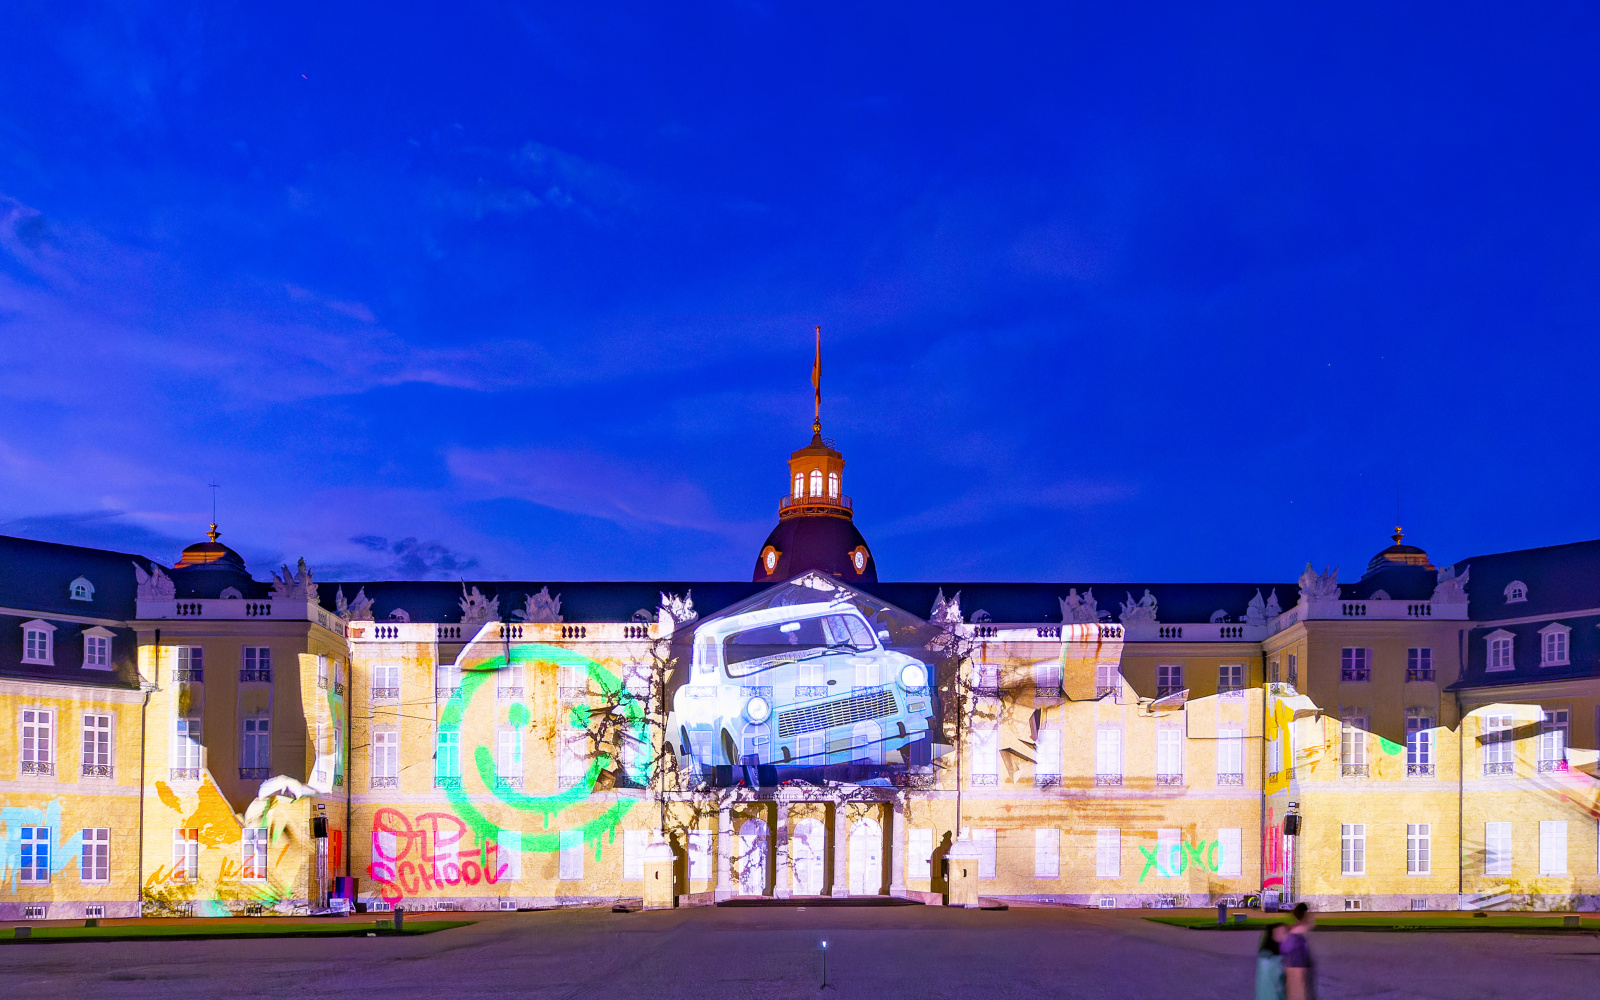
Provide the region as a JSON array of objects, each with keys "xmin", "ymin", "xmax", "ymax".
[
  {"xmin": 1060, "ymin": 588, "xmax": 1106, "ymax": 623},
  {"xmin": 1245, "ymin": 590, "xmax": 1268, "ymax": 627},
  {"xmin": 458, "ymin": 584, "xmax": 500, "ymax": 626},
  {"xmin": 133, "ymin": 561, "xmax": 176, "ymax": 600},
  {"xmin": 660, "ymin": 590, "xmax": 697, "ymax": 624},
  {"xmin": 1265, "ymin": 589, "xmax": 1282, "ymax": 618},
  {"xmin": 1118, "ymin": 589, "xmax": 1158, "ymax": 624},
  {"xmin": 930, "ymin": 588, "xmax": 964, "ymax": 626},
  {"xmin": 516, "ymin": 586, "xmax": 564, "ymax": 623},
  {"xmin": 1298, "ymin": 563, "xmax": 1340, "ymax": 603},
  {"xmin": 1432, "ymin": 564, "xmax": 1471, "ymax": 604},
  {"xmin": 270, "ymin": 558, "xmax": 316, "ymax": 601},
  {"xmin": 336, "ymin": 586, "xmax": 375, "ymax": 621}
]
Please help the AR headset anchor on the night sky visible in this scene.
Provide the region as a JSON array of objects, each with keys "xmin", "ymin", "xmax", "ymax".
[{"xmin": 2, "ymin": 4, "xmax": 1598, "ymax": 583}]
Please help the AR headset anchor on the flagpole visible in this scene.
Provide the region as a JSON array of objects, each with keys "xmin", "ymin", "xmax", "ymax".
[{"xmin": 812, "ymin": 325, "xmax": 822, "ymax": 434}]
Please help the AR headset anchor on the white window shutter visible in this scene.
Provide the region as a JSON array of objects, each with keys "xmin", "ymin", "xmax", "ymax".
[{"xmin": 1218, "ymin": 828, "xmax": 1242, "ymax": 877}]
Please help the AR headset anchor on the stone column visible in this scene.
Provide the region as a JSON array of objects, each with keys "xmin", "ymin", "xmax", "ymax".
[
  {"xmin": 774, "ymin": 797, "xmax": 792, "ymax": 898},
  {"xmin": 716, "ymin": 804, "xmax": 734, "ymax": 899},
  {"xmin": 830, "ymin": 798, "xmax": 850, "ymax": 897},
  {"xmin": 889, "ymin": 794, "xmax": 907, "ymax": 895}
]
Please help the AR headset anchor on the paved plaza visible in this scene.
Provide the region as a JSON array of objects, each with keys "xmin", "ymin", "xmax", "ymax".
[{"xmin": 1, "ymin": 905, "xmax": 1593, "ymax": 999}]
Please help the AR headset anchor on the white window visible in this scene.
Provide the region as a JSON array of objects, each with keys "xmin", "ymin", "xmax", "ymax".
[
  {"xmin": 1407, "ymin": 647, "xmax": 1433, "ymax": 681},
  {"xmin": 1340, "ymin": 711, "xmax": 1368, "ymax": 769},
  {"xmin": 81, "ymin": 713, "xmax": 112, "ymax": 777},
  {"xmin": 1217, "ymin": 828, "xmax": 1242, "ymax": 877},
  {"xmin": 1095, "ymin": 727, "xmax": 1123, "ymax": 780},
  {"xmin": 1406, "ymin": 711, "xmax": 1434, "ymax": 773},
  {"xmin": 1218, "ymin": 663, "xmax": 1244, "ymax": 696},
  {"xmin": 175, "ymin": 645, "xmax": 203, "ymax": 682},
  {"xmin": 1482, "ymin": 714, "xmax": 1515, "ymax": 774},
  {"xmin": 827, "ymin": 471, "xmax": 839, "ymax": 498},
  {"xmin": 1540, "ymin": 710, "xmax": 1569, "ymax": 771},
  {"xmin": 623, "ymin": 663, "xmax": 652, "ymax": 699},
  {"xmin": 688, "ymin": 831, "xmax": 711, "ymax": 881},
  {"xmin": 173, "ymin": 717, "xmax": 201, "ymax": 773},
  {"xmin": 372, "ymin": 662, "xmax": 400, "ymax": 698},
  {"xmin": 558, "ymin": 830, "xmax": 584, "ymax": 880},
  {"xmin": 558, "ymin": 732, "xmax": 588, "ymax": 788},
  {"xmin": 22, "ymin": 708, "xmax": 54, "ymax": 776},
  {"xmin": 622, "ymin": 732, "xmax": 648, "ymax": 783},
  {"xmin": 623, "ymin": 829, "xmax": 647, "ymax": 881},
  {"xmin": 80, "ymin": 827, "xmax": 110, "ymax": 882},
  {"xmin": 970, "ymin": 727, "xmax": 999, "ymax": 784},
  {"xmin": 241, "ymin": 828, "xmax": 268, "ymax": 881},
  {"xmin": 21, "ymin": 620, "xmax": 56, "ymax": 665},
  {"xmin": 1035, "ymin": 728, "xmax": 1061, "ymax": 779},
  {"xmin": 1156, "ymin": 729, "xmax": 1183, "ymax": 781},
  {"xmin": 1486, "ymin": 631, "xmax": 1515, "ymax": 671},
  {"xmin": 1217, "ymin": 728, "xmax": 1244, "ymax": 782},
  {"xmin": 241, "ymin": 646, "xmax": 271, "ymax": 681},
  {"xmin": 1287, "ymin": 652, "xmax": 1299, "ymax": 687},
  {"xmin": 372, "ymin": 731, "xmax": 398, "ymax": 785},
  {"xmin": 1504, "ymin": 581, "xmax": 1527, "ymax": 603},
  {"xmin": 1539, "ymin": 624, "xmax": 1571, "ymax": 667},
  {"xmin": 909, "ymin": 828, "xmax": 933, "ymax": 880},
  {"xmin": 173, "ymin": 829, "xmax": 199, "ymax": 881},
  {"xmin": 1540, "ymin": 821, "xmax": 1568, "ymax": 876},
  {"xmin": 974, "ymin": 829, "xmax": 996, "ymax": 879},
  {"xmin": 1095, "ymin": 662, "xmax": 1121, "ymax": 700},
  {"xmin": 1340, "ymin": 648, "xmax": 1371, "ymax": 682},
  {"xmin": 1341, "ymin": 823, "xmax": 1366, "ymax": 876},
  {"xmin": 809, "ymin": 469, "xmax": 823, "ymax": 496},
  {"xmin": 19, "ymin": 827, "xmax": 51, "ymax": 883},
  {"xmin": 496, "ymin": 829, "xmax": 522, "ymax": 882},
  {"xmin": 1485, "ymin": 822, "xmax": 1513, "ymax": 876},
  {"xmin": 69, "ymin": 576, "xmax": 94, "ymax": 601},
  {"xmin": 1034, "ymin": 828, "xmax": 1060, "ymax": 878},
  {"xmin": 792, "ymin": 473, "xmax": 804, "ymax": 498},
  {"xmin": 1096, "ymin": 829, "xmax": 1121, "ymax": 878},
  {"xmin": 497, "ymin": 662, "xmax": 524, "ymax": 696},
  {"xmin": 1407, "ymin": 823, "xmax": 1431, "ymax": 875},
  {"xmin": 1156, "ymin": 663, "xmax": 1183, "ymax": 696},
  {"xmin": 974, "ymin": 662, "xmax": 1000, "ymax": 693},
  {"xmin": 1157, "ymin": 829, "xmax": 1180, "ymax": 878},
  {"xmin": 83, "ymin": 628, "xmax": 112, "ymax": 670},
  {"xmin": 436, "ymin": 729, "xmax": 460, "ymax": 781},
  {"xmin": 1033, "ymin": 659, "xmax": 1063, "ymax": 692},
  {"xmin": 497, "ymin": 729, "xmax": 523, "ymax": 780},
  {"xmin": 241, "ymin": 717, "xmax": 270, "ymax": 772},
  {"xmin": 436, "ymin": 663, "xmax": 461, "ymax": 697}
]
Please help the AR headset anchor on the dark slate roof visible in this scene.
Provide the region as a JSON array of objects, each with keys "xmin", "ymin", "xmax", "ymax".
[
  {"xmin": 754, "ymin": 515, "xmax": 876, "ymax": 584},
  {"xmin": 1450, "ymin": 613, "xmax": 1600, "ymax": 691},
  {"xmin": 1449, "ymin": 538, "xmax": 1600, "ymax": 622},
  {"xmin": 0, "ymin": 612, "xmax": 140, "ymax": 689},
  {"xmin": 318, "ymin": 578, "xmax": 1297, "ymax": 625},
  {"xmin": 0, "ymin": 534, "xmax": 149, "ymax": 620}
]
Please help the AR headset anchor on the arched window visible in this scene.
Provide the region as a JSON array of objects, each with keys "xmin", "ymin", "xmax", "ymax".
[
  {"xmin": 827, "ymin": 472, "xmax": 839, "ymax": 498},
  {"xmin": 793, "ymin": 473, "xmax": 804, "ymax": 498},
  {"xmin": 809, "ymin": 469, "xmax": 823, "ymax": 497}
]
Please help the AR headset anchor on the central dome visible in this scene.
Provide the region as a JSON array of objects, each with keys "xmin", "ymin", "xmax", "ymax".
[{"xmin": 754, "ymin": 515, "xmax": 877, "ymax": 584}]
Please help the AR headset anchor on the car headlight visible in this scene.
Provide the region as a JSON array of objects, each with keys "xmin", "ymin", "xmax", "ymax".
[
  {"xmin": 898, "ymin": 663, "xmax": 928, "ymax": 689},
  {"xmin": 744, "ymin": 695, "xmax": 772, "ymax": 723}
]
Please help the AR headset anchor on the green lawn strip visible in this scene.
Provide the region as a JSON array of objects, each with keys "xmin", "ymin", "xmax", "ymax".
[
  {"xmin": 1146, "ymin": 914, "xmax": 1595, "ymax": 933},
  {"xmin": 4, "ymin": 920, "xmax": 471, "ymax": 944}
]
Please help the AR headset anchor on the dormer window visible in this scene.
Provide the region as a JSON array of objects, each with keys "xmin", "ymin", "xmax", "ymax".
[
  {"xmin": 793, "ymin": 474, "xmax": 804, "ymax": 498},
  {"xmin": 809, "ymin": 469, "xmax": 823, "ymax": 497},
  {"xmin": 1504, "ymin": 581, "xmax": 1528, "ymax": 604},
  {"xmin": 82, "ymin": 627, "xmax": 114, "ymax": 670},
  {"xmin": 21, "ymin": 620, "xmax": 56, "ymax": 665},
  {"xmin": 1485, "ymin": 630, "xmax": 1516, "ymax": 672},
  {"xmin": 1538, "ymin": 623, "xmax": 1571, "ymax": 667},
  {"xmin": 69, "ymin": 576, "xmax": 95, "ymax": 602}
]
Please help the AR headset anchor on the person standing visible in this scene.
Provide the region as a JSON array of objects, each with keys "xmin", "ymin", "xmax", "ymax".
[
  {"xmin": 1281, "ymin": 903, "xmax": 1317, "ymax": 1000},
  {"xmin": 1254, "ymin": 921, "xmax": 1288, "ymax": 1000}
]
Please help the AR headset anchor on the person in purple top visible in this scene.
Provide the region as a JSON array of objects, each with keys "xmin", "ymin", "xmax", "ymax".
[{"xmin": 1280, "ymin": 902, "xmax": 1317, "ymax": 1000}]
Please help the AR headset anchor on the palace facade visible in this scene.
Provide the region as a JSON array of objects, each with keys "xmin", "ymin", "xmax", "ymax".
[{"xmin": 2, "ymin": 423, "xmax": 1599, "ymax": 918}]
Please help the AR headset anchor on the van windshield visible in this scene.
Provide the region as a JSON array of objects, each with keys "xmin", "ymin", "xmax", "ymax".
[{"xmin": 722, "ymin": 613, "xmax": 876, "ymax": 677}]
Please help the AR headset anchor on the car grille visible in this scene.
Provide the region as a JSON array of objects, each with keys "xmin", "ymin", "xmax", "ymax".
[{"xmin": 778, "ymin": 687, "xmax": 897, "ymax": 738}]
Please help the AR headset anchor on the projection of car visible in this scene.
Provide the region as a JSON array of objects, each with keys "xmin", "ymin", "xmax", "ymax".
[{"xmin": 666, "ymin": 601, "xmax": 934, "ymax": 771}]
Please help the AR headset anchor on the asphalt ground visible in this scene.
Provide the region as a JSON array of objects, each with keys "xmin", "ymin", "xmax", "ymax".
[{"xmin": 2, "ymin": 905, "xmax": 1594, "ymax": 999}]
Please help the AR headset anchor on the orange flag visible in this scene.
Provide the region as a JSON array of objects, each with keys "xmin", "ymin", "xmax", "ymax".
[{"xmin": 812, "ymin": 325, "xmax": 822, "ymax": 420}]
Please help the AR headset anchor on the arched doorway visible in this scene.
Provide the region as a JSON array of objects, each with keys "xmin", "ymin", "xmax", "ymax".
[
  {"xmin": 736, "ymin": 818, "xmax": 769, "ymax": 896},
  {"xmin": 848, "ymin": 818, "xmax": 883, "ymax": 896},
  {"xmin": 791, "ymin": 818, "xmax": 826, "ymax": 896}
]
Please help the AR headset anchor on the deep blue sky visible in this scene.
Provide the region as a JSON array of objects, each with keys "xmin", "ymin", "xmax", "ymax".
[{"xmin": 2, "ymin": 3, "xmax": 1597, "ymax": 583}]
